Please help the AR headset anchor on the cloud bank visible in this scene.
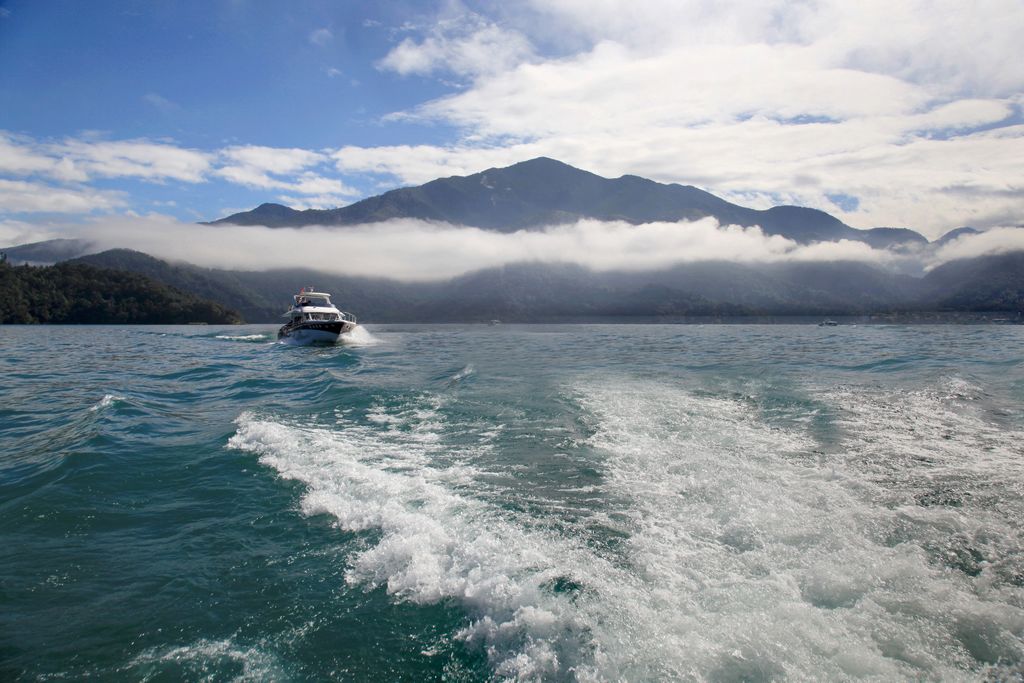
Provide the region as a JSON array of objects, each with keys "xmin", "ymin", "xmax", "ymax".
[{"xmin": 35, "ymin": 215, "xmax": 1023, "ymax": 282}]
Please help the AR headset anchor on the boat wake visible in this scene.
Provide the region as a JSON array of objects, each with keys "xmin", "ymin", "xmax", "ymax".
[
  {"xmin": 214, "ymin": 333, "xmax": 274, "ymax": 342},
  {"xmin": 228, "ymin": 376, "xmax": 1024, "ymax": 680},
  {"xmin": 229, "ymin": 405, "xmax": 609, "ymax": 679}
]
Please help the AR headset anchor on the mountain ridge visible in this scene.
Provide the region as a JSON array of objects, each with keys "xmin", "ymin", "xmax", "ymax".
[{"xmin": 210, "ymin": 157, "xmax": 927, "ymax": 247}]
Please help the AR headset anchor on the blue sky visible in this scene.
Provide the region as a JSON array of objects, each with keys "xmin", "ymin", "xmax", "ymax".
[
  {"xmin": 0, "ymin": 0, "xmax": 463, "ymax": 220},
  {"xmin": 1, "ymin": 2, "xmax": 453, "ymax": 146},
  {"xmin": 1, "ymin": 0, "xmax": 1023, "ymax": 244}
]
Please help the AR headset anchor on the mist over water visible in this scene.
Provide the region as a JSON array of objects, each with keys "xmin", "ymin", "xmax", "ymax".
[
  {"xmin": 2, "ymin": 323, "xmax": 1023, "ymax": 680},
  {"xmin": 47, "ymin": 213, "xmax": 1024, "ymax": 280}
]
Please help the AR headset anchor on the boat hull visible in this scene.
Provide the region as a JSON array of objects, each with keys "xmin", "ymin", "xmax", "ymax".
[{"xmin": 278, "ymin": 320, "xmax": 357, "ymax": 345}]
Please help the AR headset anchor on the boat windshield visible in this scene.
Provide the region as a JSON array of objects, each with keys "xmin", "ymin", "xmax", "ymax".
[{"xmin": 296, "ymin": 295, "xmax": 332, "ymax": 308}]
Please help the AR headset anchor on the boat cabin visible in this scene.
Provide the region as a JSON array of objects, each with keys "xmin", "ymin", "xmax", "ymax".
[{"xmin": 294, "ymin": 291, "xmax": 334, "ymax": 309}]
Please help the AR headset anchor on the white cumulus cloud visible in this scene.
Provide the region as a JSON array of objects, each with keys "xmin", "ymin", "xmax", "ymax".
[{"xmin": 378, "ymin": 12, "xmax": 534, "ymax": 78}]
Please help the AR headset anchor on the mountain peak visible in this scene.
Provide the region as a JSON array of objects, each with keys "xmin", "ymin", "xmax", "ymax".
[
  {"xmin": 210, "ymin": 202, "xmax": 301, "ymax": 227},
  {"xmin": 485, "ymin": 156, "xmax": 599, "ymax": 180},
  {"xmin": 508, "ymin": 156, "xmax": 571, "ymax": 169},
  {"xmin": 252, "ymin": 202, "xmax": 294, "ymax": 214}
]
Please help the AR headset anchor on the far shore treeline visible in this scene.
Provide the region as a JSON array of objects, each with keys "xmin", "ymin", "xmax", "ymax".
[
  {"xmin": 1, "ymin": 246, "xmax": 1022, "ymax": 325},
  {"xmin": 0, "ymin": 257, "xmax": 242, "ymax": 324}
]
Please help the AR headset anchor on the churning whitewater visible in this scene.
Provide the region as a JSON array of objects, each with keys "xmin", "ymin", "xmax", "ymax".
[
  {"xmin": 2, "ymin": 323, "xmax": 1023, "ymax": 680},
  {"xmin": 228, "ymin": 376, "xmax": 1024, "ymax": 680}
]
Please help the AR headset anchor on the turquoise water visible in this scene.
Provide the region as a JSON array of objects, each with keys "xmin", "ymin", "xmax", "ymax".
[{"xmin": 2, "ymin": 323, "xmax": 1023, "ymax": 681}]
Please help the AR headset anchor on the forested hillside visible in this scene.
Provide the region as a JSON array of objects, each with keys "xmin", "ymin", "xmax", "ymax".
[{"xmin": 0, "ymin": 259, "xmax": 242, "ymax": 324}]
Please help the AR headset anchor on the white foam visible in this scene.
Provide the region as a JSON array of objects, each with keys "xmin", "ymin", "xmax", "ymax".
[
  {"xmin": 228, "ymin": 405, "xmax": 615, "ymax": 679},
  {"xmin": 215, "ymin": 333, "xmax": 270, "ymax": 341},
  {"xmin": 573, "ymin": 379, "xmax": 1024, "ymax": 679},
  {"xmin": 89, "ymin": 393, "xmax": 125, "ymax": 412},
  {"xmin": 125, "ymin": 638, "xmax": 284, "ymax": 680},
  {"xmin": 825, "ymin": 377, "xmax": 1024, "ymax": 486},
  {"xmin": 340, "ymin": 325, "xmax": 379, "ymax": 347},
  {"xmin": 227, "ymin": 379, "xmax": 1024, "ymax": 679},
  {"xmin": 446, "ymin": 364, "xmax": 475, "ymax": 387}
]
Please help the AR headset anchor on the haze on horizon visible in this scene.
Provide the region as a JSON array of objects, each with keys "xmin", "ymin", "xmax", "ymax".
[
  {"xmin": 1, "ymin": 0, "xmax": 1023, "ymax": 265},
  {"xmin": 35, "ymin": 213, "xmax": 1024, "ymax": 282}
]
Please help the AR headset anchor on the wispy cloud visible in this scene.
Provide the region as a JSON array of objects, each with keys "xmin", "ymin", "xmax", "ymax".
[
  {"xmin": 216, "ymin": 145, "xmax": 359, "ymax": 199},
  {"xmin": 141, "ymin": 92, "xmax": 180, "ymax": 113},
  {"xmin": 275, "ymin": 194, "xmax": 352, "ymax": 210},
  {"xmin": 0, "ymin": 135, "xmax": 361, "ymax": 213},
  {"xmin": 54, "ymin": 137, "xmax": 211, "ymax": 183},
  {"xmin": 0, "ymin": 179, "xmax": 125, "ymax": 214},
  {"xmin": 309, "ymin": 27, "xmax": 333, "ymax": 47},
  {"xmin": 332, "ymin": 143, "xmax": 541, "ymax": 184}
]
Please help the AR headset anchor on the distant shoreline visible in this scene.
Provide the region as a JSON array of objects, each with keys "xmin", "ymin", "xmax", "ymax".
[
  {"xmin": 506, "ymin": 312, "xmax": 1024, "ymax": 325},
  {"xmin": 4, "ymin": 312, "xmax": 1021, "ymax": 326}
]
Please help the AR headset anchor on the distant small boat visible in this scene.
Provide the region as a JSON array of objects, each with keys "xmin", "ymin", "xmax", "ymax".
[
  {"xmin": 818, "ymin": 319, "xmax": 839, "ymax": 327},
  {"xmin": 488, "ymin": 319, "xmax": 501, "ymax": 325},
  {"xmin": 278, "ymin": 288, "xmax": 357, "ymax": 345}
]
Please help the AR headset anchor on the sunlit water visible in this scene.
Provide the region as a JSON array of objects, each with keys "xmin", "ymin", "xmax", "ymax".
[{"xmin": 2, "ymin": 323, "xmax": 1023, "ymax": 681}]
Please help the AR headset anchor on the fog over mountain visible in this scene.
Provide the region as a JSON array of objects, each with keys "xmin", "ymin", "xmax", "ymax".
[
  {"xmin": 8, "ymin": 212, "xmax": 1024, "ymax": 283},
  {"xmin": 4, "ymin": 158, "xmax": 1022, "ymax": 321},
  {"xmin": 9, "ymin": 158, "xmax": 1023, "ymax": 276}
]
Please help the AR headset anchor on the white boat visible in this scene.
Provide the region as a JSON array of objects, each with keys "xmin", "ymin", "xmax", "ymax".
[
  {"xmin": 818, "ymin": 319, "xmax": 839, "ymax": 327},
  {"xmin": 278, "ymin": 288, "xmax": 358, "ymax": 345}
]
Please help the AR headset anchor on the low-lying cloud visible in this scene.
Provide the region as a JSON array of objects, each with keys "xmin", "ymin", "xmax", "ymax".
[
  {"xmin": 930, "ymin": 226, "xmax": 1024, "ymax": 267},
  {"xmin": 73, "ymin": 216, "xmax": 892, "ymax": 280},
  {"xmin": 27, "ymin": 214, "xmax": 1016, "ymax": 282}
]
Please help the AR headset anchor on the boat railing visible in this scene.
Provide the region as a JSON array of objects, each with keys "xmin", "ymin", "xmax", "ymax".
[
  {"xmin": 301, "ymin": 311, "xmax": 357, "ymax": 323},
  {"xmin": 287, "ymin": 311, "xmax": 358, "ymax": 324}
]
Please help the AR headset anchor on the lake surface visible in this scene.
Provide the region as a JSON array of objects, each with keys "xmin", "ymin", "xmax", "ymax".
[{"xmin": 2, "ymin": 323, "xmax": 1023, "ymax": 681}]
